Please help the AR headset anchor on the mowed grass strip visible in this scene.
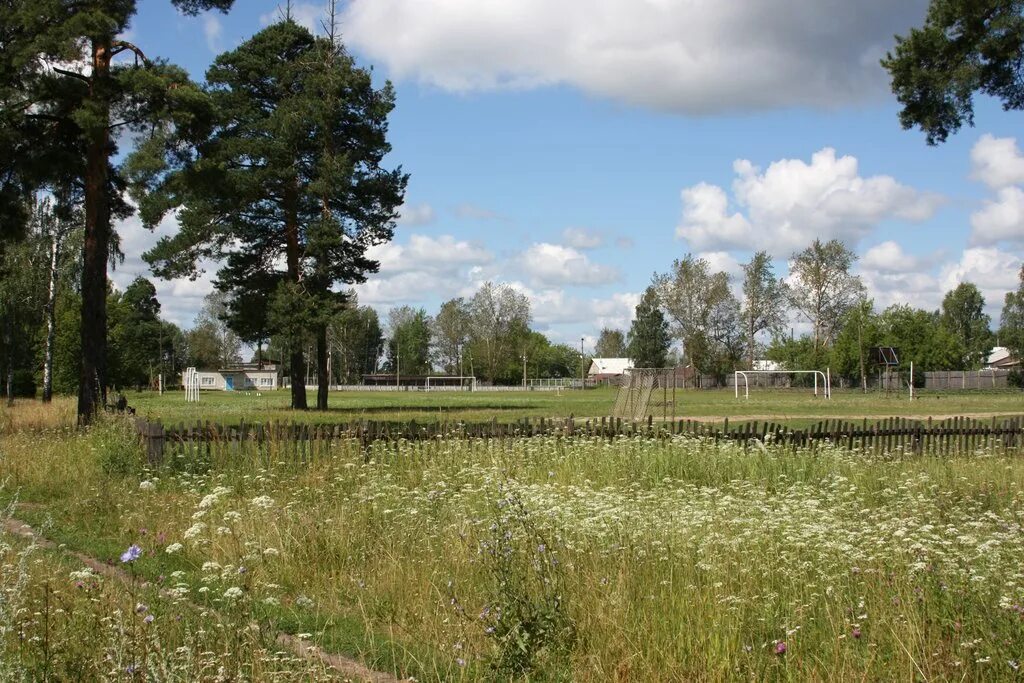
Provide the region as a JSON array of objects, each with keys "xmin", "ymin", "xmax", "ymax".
[
  {"xmin": 3, "ymin": 418, "xmax": 1024, "ymax": 680},
  {"xmin": 4, "ymin": 387, "xmax": 1024, "ymax": 432}
]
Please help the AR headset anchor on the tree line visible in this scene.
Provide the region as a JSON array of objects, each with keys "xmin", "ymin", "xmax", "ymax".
[
  {"xmin": 598, "ymin": 239, "xmax": 1024, "ymax": 387},
  {"xmin": 1, "ymin": 1, "xmax": 407, "ymax": 418}
]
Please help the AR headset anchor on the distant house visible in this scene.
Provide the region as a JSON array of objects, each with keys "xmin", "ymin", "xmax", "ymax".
[
  {"xmin": 587, "ymin": 358, "xmax": 632, "ymax": 380},
  {"xmin": 986, "ymin": 347, "xmax": 1020, "ymax": 370},
  {"xmin": 183, "ymin": 364, "xmax": 281, "ymax": 391},
  {"xmin": 753, "ymin": 359, "xmax": 784, "ymax": 372}
]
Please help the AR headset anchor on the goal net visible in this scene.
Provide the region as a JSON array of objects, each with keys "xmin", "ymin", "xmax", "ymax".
[
  {"xmin": 733, "ymin": 370, "xmax": 832, "ymax": 399},
  {"xmin": 612, "ymin": 368, "xmax": 679, "ymax": 421}
]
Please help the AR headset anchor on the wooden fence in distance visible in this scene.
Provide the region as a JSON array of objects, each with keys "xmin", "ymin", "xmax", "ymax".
[{"xmin": 134, "ymin": 415, "xmax": 1024, "ymax": 464}]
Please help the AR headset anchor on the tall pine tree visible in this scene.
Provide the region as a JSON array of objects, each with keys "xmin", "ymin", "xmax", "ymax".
[
  {"xmin": 143, "ymin": 18, "xmax": 405, "ymax": 410},
  {"xmin": 1, "ymin": 0, "xmax": 234, "ymax": 422},
  {"xmin": 627, "ymin": 286, "xmax": 670, "ymax": 369}
]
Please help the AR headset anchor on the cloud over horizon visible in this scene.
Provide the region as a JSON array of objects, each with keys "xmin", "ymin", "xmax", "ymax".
[{"xmin": 342, "ymin": 0, "xmax": 928, "ymax": 114}]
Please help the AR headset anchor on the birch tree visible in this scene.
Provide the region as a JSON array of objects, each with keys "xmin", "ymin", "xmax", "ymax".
[
  {"xmin": 787, "ymin": 240, "xmax": 864, "ymax": 351},
  {"xmin": 740, "ymin": 251, "xmax": 788, "ymax": 366}
]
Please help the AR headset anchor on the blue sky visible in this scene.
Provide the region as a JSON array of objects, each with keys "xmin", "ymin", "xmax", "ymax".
[{"xmin": 113, "ymin": 0, "xmax": 1024, "ymax": 349}]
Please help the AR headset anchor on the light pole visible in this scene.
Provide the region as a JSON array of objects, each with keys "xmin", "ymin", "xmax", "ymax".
[
  {"xmin": 522, "ymin": 352, "xmax": 527, "ymax": 388},
  {"xmin": 580, "ymin": 336, "xmax": 585, "ymax": 386}
]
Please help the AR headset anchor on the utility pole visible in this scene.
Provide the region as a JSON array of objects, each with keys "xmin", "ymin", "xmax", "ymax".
[{"xmin": 580, "ymin": 337, "xmax": 585, "ymax": 386}]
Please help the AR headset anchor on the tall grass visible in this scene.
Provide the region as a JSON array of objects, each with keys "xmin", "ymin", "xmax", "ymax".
[
  {"xmin": 0, "ymin": 397, "xmax": 76, "ymax": 433},
  {"xmin": 2, "ymin": 424, "xmax": 1024, "ymax": 680}
]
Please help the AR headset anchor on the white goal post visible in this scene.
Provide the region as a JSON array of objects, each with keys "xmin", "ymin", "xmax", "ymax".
[
  {"xmin": 424, "ymin": 376, "xmax": 477, "ymax": 391},
  {"xmin": 184, "ymin": 366, "xmax": 200, "ymax": 403},
  {"xmin": 734, "ymin": 369, "xmax": 831, "ymax": 400}
]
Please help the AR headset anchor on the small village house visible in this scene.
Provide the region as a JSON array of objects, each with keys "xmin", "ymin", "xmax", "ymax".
[{"xmin": 182, "ymin": 364, "xmax": 281, "ymax": 391}]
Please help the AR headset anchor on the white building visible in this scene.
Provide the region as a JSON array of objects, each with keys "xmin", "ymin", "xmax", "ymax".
[
  {"xmin": 587, "ymin": 358, "xmax": 633, "ymax": 380},
  {"xmin": 183, "ymin": 364, "xmax": 281, "ymax": 391}
]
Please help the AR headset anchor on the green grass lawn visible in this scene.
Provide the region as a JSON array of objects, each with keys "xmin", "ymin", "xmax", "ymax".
[{"xmin": 120, "ymin": 386, "xmax": 1024, "ymax": 427}]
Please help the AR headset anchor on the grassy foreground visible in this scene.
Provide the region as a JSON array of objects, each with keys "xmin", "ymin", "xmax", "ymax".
[{"xmin": 3, "ymin": 410, "xmax": 1024, "ymax": 680}]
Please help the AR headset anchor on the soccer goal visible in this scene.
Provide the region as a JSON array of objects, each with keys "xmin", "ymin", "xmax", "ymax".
[
  {"xmin": 612, "ymin": 367, "xmax": 679, "ymax": 421},
  {"xmin": 184, "ymin": 367, "xmax": 200, "ymax": 403},
  {"xmin": 424, "ymin": 376, "xmax": 476, "ymax": 391},
  {"xmin": 733, "ymin": 369, "xmax": 831, "ymax": 400}
]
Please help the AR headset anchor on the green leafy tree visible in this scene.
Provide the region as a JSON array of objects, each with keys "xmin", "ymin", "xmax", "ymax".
[
  {"xmin": 655, "ymin": 255, "xmax": 742, "ymax": 376},
  {"xmin": 107, "ymin": 278, "xmax": 167, "ymax": 390},
  {"xmin": 830, "ymin": 300, "xmax": 882, "ymax": 389},
  {"xmin": 329, "ymin": 299, "xmax": 383, "ymax": 384},
  {"xmin": 594, "ymin": 328, "xmax": 627, "ymax": 358},
  {"xmin": 880, "ymin": 304, "xmax": 964, "ymax": 374},
  {"xmin": 1001, "ymin": 266, "xmax": 1024, "ymax": 362},
  {"xmin": 787, "ymin": 239, "xmax": 864, "ymax": 351},
  {"xmin": 432, "ymin": 298, "xmax": 472, "ymax": 375},
  {"xmin": 1, "ymin": 0, "xmax": 235, "ymax": 422},
  {"xmin": 740, "ymin": 251, "xmax": 788, "ymax": 366},
  {"xmin": 0, "ymin": 214, "xmax": 47, "ymax": 400},
  {"xmin": 883, "ymin": 0, "xmax": 1024, "ymax": 144},
  {"xmin": 940, "ymin": 282, "xmax": 994, "ymax": 368},
  {"xmin": 626, "ymin": 286, "xmax": 670, "ymax": 369},
  {"xmin": 385, "ymin": 306, "xmax": 432, "ymax": 376},
  {"xmin": 467, "ymin": 282, "xmax": 532, "ymax": 384}
]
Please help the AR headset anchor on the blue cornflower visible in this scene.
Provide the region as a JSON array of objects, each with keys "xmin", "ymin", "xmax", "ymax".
[{"xmin": 120, "ymin": 544, "xmax": 143, "ymax": 563}]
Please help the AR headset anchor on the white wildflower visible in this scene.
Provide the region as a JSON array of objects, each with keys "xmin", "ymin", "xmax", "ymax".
[{"xmin": 250, "ymin": 495, "xmax": 275, "ymax": 509}]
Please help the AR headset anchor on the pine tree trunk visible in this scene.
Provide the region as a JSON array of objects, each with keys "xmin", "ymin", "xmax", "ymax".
[
  {"xmin": 77, "ymin": 38, "xmax": 112, "ymax": 425},
  {"xmin": 42, "ymin": 229, "xmax": 61, "ymax": 403},
  {"xmin": 283, "ymin": 181, "xmax": 307, "ymax": 410},
  {"xmin": 316, "ymin": 324, "xmax": 328, "ymax": 410}
]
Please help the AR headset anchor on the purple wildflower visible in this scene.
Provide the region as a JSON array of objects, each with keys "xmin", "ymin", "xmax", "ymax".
[
  {"xmin": 852, "ymin": 627, "xmax": 862, "ymax": 639},
  {"xmin": 775, "ymin": 641, "xmax": 787, "ymax": 656},
  {"xmin": 120, "ymin": 545, "xmax": 142, "ymax": 563},
  {"xmin": 144, "ymin": 614, "xmax": 154, "ymax": 624}
]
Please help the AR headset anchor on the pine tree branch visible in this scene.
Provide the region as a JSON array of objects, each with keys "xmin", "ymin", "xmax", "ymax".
[
  {"xmin": 51, "ymin": 67, "xmax": 91, "ymax": 84},
  {"xmin": 111, "ymin": 40, "xmax": 152, "ymax": 67}
]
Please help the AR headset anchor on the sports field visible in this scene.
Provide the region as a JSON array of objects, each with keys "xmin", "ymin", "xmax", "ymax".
[{"xmin": 4, "ymin": 387, "xmax": 1022, "ymax": 431}]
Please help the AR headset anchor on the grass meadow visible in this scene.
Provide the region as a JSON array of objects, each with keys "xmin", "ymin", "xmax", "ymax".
[
  {"xmin": 5, "ymin": 385, "xmax": 1019, "ymax": 429},
  {"xmin": 3, "ymin": 398, "xmax": 1024, "ymax": 680}
]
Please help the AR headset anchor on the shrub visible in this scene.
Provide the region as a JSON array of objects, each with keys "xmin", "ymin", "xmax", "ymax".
[{"xmin": 92, "ymin": 419, "xmax": 145, "ymax": 477}]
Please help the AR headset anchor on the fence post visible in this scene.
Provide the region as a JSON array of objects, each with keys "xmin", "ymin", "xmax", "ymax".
[{"xmin": 137, "ymin": 418, "xmax": 164, "ymax": 466}]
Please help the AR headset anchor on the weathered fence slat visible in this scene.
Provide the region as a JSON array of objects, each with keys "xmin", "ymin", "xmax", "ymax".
[{"xmin": 135, "ymin": 413, "xmax": 1024, "ymax": 462}]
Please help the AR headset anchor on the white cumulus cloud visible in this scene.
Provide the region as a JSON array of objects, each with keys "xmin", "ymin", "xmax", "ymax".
[
  {"xmin": 519, "ymin": 243, "xmax": 620, "ymax": 287},
  {"xmin": 940, "ymin": 247, "xmax": 1023, "ymax": 315},
  {"xmin": 356, "ymin": 234, "xmax": 494, "ymax": 305},
  {"xmin": 970, "ymin": 134, "xmax": 1024, "ymax": 190},
  {"xmin": 970, "ymin": 187, "xmax": 1024, "ymax": 247},
  {"xmin": 342, "ymin": 0, "xmax": 928, "ymax": 113},
  {"xmin": 676, "ymin": 148, "xmax": 944, "ymax": 254}
]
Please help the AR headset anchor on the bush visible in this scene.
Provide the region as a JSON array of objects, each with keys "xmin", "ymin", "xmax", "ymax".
[
  {"xmin": 91, "ymin": 419, "xmax": 145, "ymax": 477},
  {"xmin": 1009, "ymin": 369, "xmax": 1023, "ymax": 388},
  {"xmin": 9, "ymin": 369, "xmax": 36, "ymax": 398}
]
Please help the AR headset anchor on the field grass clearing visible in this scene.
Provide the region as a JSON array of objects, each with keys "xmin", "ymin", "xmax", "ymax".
[
  {"xmin": 5, "ymin": 386, "xmax": 1015, "ymax": 429},
  {"xmin": 3, "ymin": 416, "xmax": 1024, "ymax": 680}
]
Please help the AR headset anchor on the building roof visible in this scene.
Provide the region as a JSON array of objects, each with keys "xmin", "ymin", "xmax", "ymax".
[
  {"xmin": 987, "ymin": 347, "xmax": 1019, "ymax": 368},
  {"xmin": 588, "ymin": 358, "xmax": 632, "ymax": 375}
]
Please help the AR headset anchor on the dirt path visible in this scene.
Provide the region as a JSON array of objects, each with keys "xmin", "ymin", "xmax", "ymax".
[{"xmin": 1, "ymin": 515, "xmax": 402, "ymax": 683}]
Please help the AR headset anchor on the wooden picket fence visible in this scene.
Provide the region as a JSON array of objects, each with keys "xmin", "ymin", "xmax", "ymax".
[{"xmin": 134, "ymin": 414, "xmax": 1024, "ymax": 464}]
